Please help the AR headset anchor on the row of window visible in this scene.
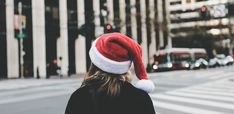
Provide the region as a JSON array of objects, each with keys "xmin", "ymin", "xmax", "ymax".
[{"xmin": 170, "ymin": 0, "xmax": 209, "ymax": 5}]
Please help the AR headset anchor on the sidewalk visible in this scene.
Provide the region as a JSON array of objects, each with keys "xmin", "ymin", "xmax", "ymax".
[{"xmin": 0, "ymin": 74, "xmax": 85, "ymax": 90}]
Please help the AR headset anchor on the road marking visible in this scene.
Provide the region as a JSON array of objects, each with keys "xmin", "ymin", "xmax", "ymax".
[
  {"xmin": 166, "ymin": 91, "xmax": 234, "ymax": 102},
  {"xmin": 0, "ymin": 83, "xmax": 78, "ymax": 97},
  {"xmin": 152, "ymin": 100, "xmax": 227, "ymax": 114},
  {"xmin": 194, "ymin": 71, "xmax": 224, "ymax": 78},
  {"xmin": 220, "ymin": 81, "xmax": 234, "ymax": 87},
  {"xmin": 179, "ymin": 89, "xmax": 234, "ymax": 97},
  {"xmin": 202, "ymin": 84, "xmax": 234, "ymax": 90},
  {"xmin": 0, "ymin": 79, "xmax": 78, "ymax": 90},
  {"xmin": 209, "ymin": 72, "xmax": 234, "ymax": 80},
  {"xmin": 191, "ymin": 86, "xmax": 234, "ymax": 93},
  {"xmin": 0, "ymin": 90, "xmax": 73, "ymax": 105},
  {"xmin": 151, "ymin": 94, "xmax": 234, "ymax": 110},
  {"xmin": 154, "ymin": 86, "xmax": 174, "ymax": 91}
]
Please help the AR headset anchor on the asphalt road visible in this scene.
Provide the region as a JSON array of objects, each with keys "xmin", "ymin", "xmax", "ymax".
[{"xmin": 0, "ymin": 66, "xmax": 234, "ymax": 114}]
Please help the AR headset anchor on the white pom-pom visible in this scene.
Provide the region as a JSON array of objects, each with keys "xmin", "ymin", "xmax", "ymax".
[{"xmin": 135, "ymin": 79, "xmax": 155, "ymax": 93}]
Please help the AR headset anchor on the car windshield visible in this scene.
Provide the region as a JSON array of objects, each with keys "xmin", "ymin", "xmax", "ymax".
[
  {"xmin": 154, "ymin": 54, "xmax": 168, "ymax": 64},
  {"xmin": 216, "ymin": 54, "xmax": 225, "ymax": 59},
  {"xmin": 194, "ymin": 53, "xmax": 208, "ymax": 60},
  {"xmin": 171, "ymin": 53, "xmax": 191, "ymax": 62}
]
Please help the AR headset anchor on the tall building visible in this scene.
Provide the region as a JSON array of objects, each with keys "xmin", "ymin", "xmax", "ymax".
[
  {"xmin": 0, "ymin": 0, "xmax": 163, "ymax": 79},
  {"xmin": 168, "ymin": 0, "xmax": 234, "ymax": 57}
]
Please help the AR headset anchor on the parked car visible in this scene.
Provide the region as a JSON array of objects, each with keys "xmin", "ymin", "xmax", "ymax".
[
  {"xmin": 216, "ymin": 54, "xmax": 229, "ymax": 66},
  {"xmin": 151, "ymin": 48, "xmax": 192, "ymax": 72},
  {"xmin": 190, "ymin": 48, "xmax": 208, "ymax": 70},
  {"xmin": 208, "ymin": 57, "xmax": 221, "ymax": 68},
  {"xmin": 214, "ymin": 54, "xmax": 233, "ymax": 66},
  {"xmin": 190, "ymin": 58, "xmax": 208, "ymax": 69},
  {"xmin": 224, "ymin": 55, "xmax": 234, "ymax": 65},
  {"xmin": 208, "ymin": 54, "xmax": 234, "ymax": 67}
]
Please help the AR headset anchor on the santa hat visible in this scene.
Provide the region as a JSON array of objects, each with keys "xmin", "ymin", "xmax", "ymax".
[{"xmin": 89, "ymin": 33, "xmax": 155, "ymax": 93}]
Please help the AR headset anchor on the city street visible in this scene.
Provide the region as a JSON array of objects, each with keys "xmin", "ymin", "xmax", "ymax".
[
  {"xmin": 151, "ymin": 66, "xmax": 234, "ymax": 114},
  {"xmin": 1, "ymin": 0, "xmax": 234, "ymax": 114},
  {"xmin": 0, "ymin": 66, "xmax": 234, "ymax": 114}
]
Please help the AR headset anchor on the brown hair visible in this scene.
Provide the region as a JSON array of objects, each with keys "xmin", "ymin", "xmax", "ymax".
[{"xmin": 81, "ymin": 64, "xmax": 131, "ymax": 96}]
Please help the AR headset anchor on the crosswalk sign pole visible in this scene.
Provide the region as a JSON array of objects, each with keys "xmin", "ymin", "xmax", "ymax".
[{"xmin": 18, "ymin": 2, "xmax": 24, "ymax": 78}]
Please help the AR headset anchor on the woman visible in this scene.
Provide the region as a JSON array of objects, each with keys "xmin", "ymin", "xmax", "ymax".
[{"xmin": 65, "ymin": 33, "xmax": 155, "ymax": 114}]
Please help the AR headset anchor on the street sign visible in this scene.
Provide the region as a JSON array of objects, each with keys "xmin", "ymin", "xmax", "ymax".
[
  {"xmin": 17, "ymin": 33, "xmax": 27, "ymax": 39},
  {"xmin": 21, "ymin": 15, "xmax": 26, "ymax": 29},
  {"xmin": 14, "ymin": 15, "xmax": 26, "ymax": 30},
  {"xmin": 14, "ymin": 15, "xmax": 20, "ymax": 30}
]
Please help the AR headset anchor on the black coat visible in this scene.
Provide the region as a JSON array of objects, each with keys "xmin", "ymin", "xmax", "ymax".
[{"xmin": 65, "ymin": 82, "xmax": 155, "ymax": 114}]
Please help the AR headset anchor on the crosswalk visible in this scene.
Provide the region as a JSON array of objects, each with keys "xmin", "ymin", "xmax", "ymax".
[
  {"xmin": 0, "ymin": 80, "xmax": 80, "ymax": 105},
  {"xmin": 150, "ymin": 69, "xmax": 234, "ymax": 81},
  {"xmin": 151, "ymin": 78, "xmax": 234, "ymax": 114},
  {"xmin": 0, "ymin": 66, "xmax": 233, "ymax": 114},
  {"xmin": 0, "ymin": 78, "xmax": 81, "ymax": 90}
]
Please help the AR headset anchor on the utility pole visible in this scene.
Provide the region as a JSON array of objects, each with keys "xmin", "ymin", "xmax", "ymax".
[
  {"xmin": 228, "ymin": 1, "xmax": 234, "ymax": 56},
  {"xmin": 84, "ymin": 0, "xmax": 95, "ymax": 70},
  {"xmin": 162, "ymin": 0, "xmax": 172, "ymax": 49},
  {"xmin": 18, "ymin": 2, "xmax": 24, "ymax": 78}
]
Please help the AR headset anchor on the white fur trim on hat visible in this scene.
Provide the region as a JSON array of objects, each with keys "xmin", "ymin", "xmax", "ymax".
[
  {"xmin": 135, "ymin": 79, "xmax": 155, "ymax": 93},
  {"xmin": 89, "ymin": 41, "xmax": 132, "ymax": 74}
]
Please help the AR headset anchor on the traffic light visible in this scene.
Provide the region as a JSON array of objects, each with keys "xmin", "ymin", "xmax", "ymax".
[
  {"xmin": 104, "ymin": 24, "xmax": 113, "ymax": 33},
  {"xmin": 200, "ymin": 6, "xmax": 208, "ymax": 18}
]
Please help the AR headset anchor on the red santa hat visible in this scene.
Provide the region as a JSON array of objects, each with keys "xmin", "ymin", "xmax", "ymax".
[{"xmin": 89, "ymin": 33, "xmax": 155, "ymax": 93}]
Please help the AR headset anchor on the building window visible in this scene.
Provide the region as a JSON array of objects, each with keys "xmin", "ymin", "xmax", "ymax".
[
  {"xmin": 196, "ymin": 0, "xmax": 208, "ymax": 2},
  {"xmin": 170, "ymin": 1, "xmax": 182, "ymax": 5}
]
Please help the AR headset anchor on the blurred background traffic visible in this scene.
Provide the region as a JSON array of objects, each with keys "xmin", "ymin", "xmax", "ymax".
[
  {"xmin": 0, "ymin": 0, "xmax": 234, "ymax": 79},
  {"xmin": 150, "ymin": 48, "xmax": 234, "ymax": 72}
]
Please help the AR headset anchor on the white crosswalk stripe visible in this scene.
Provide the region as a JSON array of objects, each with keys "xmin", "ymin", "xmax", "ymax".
[
  {"xmin": 152, "ymin": 94, "xmax": 234, "ymax": 110},
  {"xmin": 153, "ymin": 101, "xmax": 227, "ymax": 114},
  {"xmin": 150, "ymin": 69, "xmax": 233, "ymax": 82},
  {"xmin": 0, "ymin": 79, "xmax": 79, "ymax": 90},
  {"xmin": 151, "ymin": 78, "xmax": 234, "ymax": 114},
  {"xmin": 209, "ymin": 72, "xmax": 234, "ymax": 80},
  {"xmin": 166, "ymin": 91, "xmax": 234, "ymax": 102},
  {"xmin": 192, "ymin": 70, "xmax": 224, "ymax": 78},
  {"xmin": 0, "ymin": 80, "xmax": 80, "ymax": 105},
  {"xmin": 0, "ymin": 90, "xmax": 72, "ymax": 105}
]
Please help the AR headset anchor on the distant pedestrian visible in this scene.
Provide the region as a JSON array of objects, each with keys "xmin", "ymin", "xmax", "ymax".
[{"xmin": 65, "ymin": 33, "xmax": 155, "ymax": 114}]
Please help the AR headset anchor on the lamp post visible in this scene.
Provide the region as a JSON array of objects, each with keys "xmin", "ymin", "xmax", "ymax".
[{"xmin": 18, "ymin": 2, "xmax": 24, "ymax": 78}]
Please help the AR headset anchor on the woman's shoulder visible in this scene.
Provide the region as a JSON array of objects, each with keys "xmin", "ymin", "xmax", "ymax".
[
  {"xmin": 70, "ymin": 86, "xmax": 90, "ymax": 98},
  {"xmin": 122, "ymin": 82, "xmax": 149, "ymax": 96},
  {"xmin": 121, "ymin": 82, "xmax": 154, "ymax": 109}
]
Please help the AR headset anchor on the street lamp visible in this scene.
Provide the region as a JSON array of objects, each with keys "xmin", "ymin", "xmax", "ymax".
[{"xmin": 18, "ymin": 2, "xmax": 25, "ymax": 78}]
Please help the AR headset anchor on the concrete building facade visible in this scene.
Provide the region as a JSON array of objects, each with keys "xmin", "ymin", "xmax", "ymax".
[
  {"xmin": 168, "ymin": 0, "xmax": 234, "ymax": 56},
  {"xmin": 0, "ymin": 0, "xmax": 167, "ymax": 79}
]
